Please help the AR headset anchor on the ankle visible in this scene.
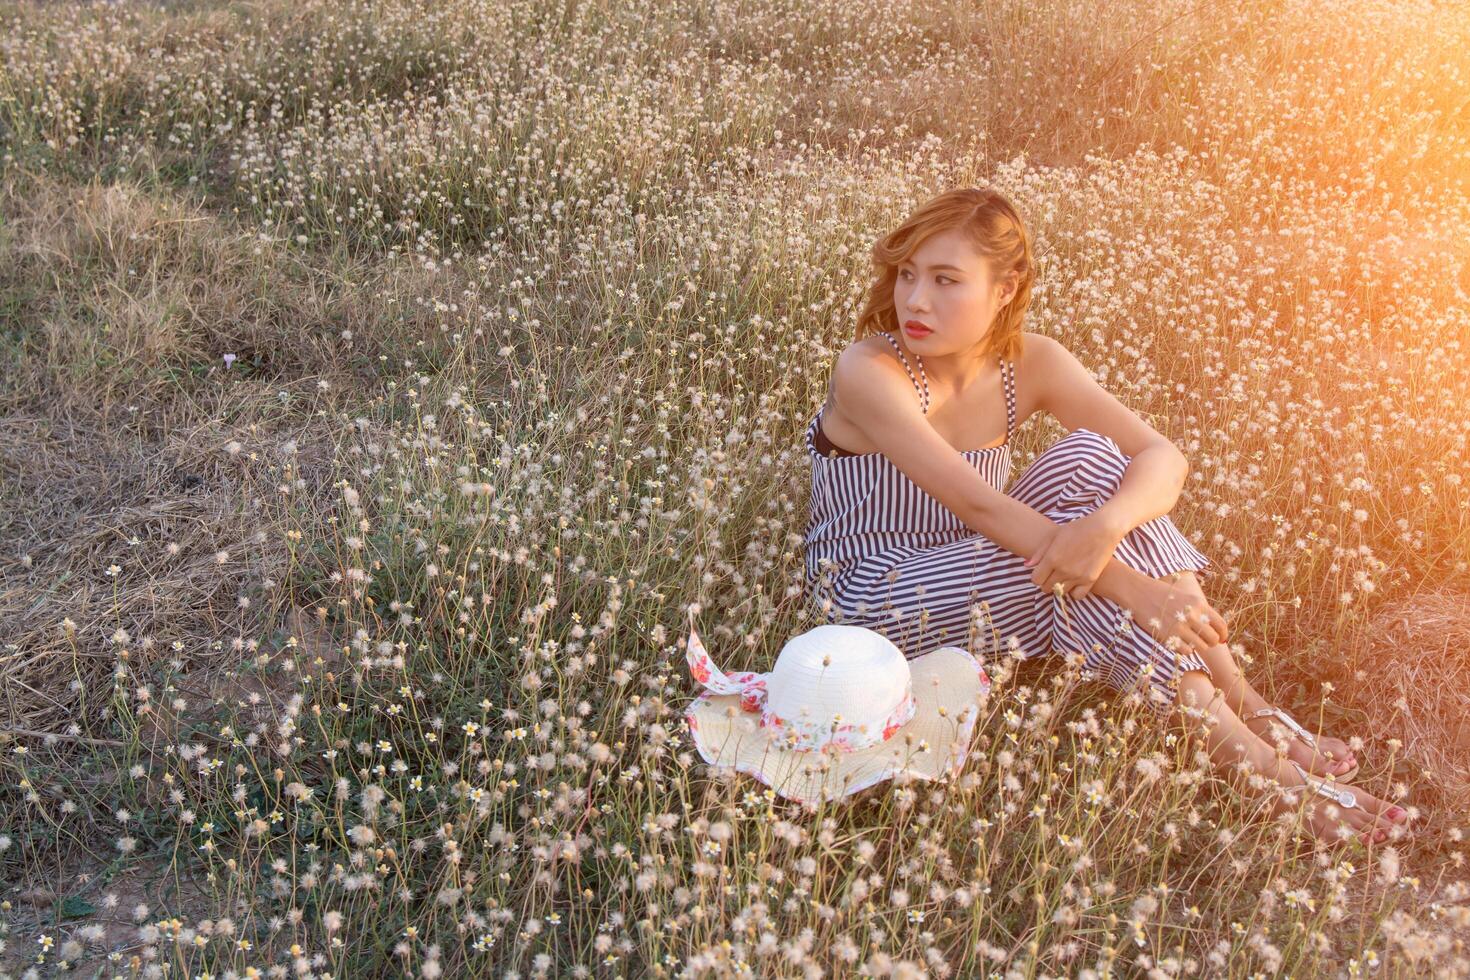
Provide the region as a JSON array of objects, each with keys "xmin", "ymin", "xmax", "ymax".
[{"xmin": 1255, "ymin": 755, "xmax": 1321, "ymax": 819}]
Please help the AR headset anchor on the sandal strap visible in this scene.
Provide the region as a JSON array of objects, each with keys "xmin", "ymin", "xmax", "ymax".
[
  {"xmin": 1248, "ymin": 706, "xmax": 1319, "ymax": 749},
  {"xmin": 1288, "ymin": 761, "xmax": 1358, "ymax": 809}
]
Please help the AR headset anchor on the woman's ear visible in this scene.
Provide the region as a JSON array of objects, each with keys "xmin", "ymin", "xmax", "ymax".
[{"xmin": 997, "ymin": 272, "xmax": 1019, "ymax": 307}]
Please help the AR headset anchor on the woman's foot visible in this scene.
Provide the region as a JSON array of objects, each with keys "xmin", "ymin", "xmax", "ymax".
[
  {"xmin": 1170, "ymin": 669, "xmax": 1404, "ymax": 849},
  {"xmin": 1162, "ymin": 571, "xmax": 1358, "ymax": 780},
  {"xmin": 1269, "ymin": 761, "xmax": 1407, "ymax": 846},
  {"xmin": 1244, "ymin": 708, "xmax": 1358, "ymax": 780}
]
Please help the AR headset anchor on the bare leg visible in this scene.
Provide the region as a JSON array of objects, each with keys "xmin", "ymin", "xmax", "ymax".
[
  {"xmin": 1172, "ymin": 671, "xmax": 1404, "ymax": 844},
  {"xmin": 1166, "ymin": 571, "xmax": 1356, "ymax": 778}
]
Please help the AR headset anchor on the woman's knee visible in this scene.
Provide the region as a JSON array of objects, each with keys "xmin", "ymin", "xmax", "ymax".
[
  {"xmin": 1174, "ymin": 669, "xmax": 1221, "ymax": 713},
  {"xmin": 1053, "ymin": 431, "xmax": 1129, "ymax": 507},
  {"xmin": 1056, "ymin": 428, "xmax": 1126, "ymax": 459}
]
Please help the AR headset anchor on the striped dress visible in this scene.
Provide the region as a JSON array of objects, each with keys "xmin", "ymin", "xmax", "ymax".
[{"xmin": 803, "ymin": 331, "xmax": 1215, "ymax": 712}]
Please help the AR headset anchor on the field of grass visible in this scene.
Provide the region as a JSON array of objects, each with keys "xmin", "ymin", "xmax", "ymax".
[{"xmin": 2, "ymin": 0, "xmax": 1469, "ymax": 975}]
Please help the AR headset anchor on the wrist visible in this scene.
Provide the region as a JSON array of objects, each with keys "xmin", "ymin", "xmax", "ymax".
[
  {"xmin": 1090, "ymin": 505, "xmax": 1129, "ymax": 542},
  {"xmin": 1095, "ymin": 559, "xmax": 1148, "ymax": 606}
]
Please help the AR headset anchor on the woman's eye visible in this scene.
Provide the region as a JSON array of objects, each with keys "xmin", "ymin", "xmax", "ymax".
[{"xmin": 899, "ymin": 270, "xmax": 951, "ymax": 284}]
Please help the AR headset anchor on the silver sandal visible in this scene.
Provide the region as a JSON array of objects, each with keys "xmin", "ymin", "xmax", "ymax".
[
  {"xmin": 1285, "ymin": 761, "xmax": 1405, "ymax": 847},
  {"xmin": 1286, "ymin": 760, "xmax": 1359, "ymax": 810},
  {"xmin": 1247, "ymin": 706, "xmax": 1359, "ymax": 782}
]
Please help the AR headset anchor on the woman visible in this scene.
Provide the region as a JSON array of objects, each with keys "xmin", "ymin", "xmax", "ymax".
[{"xmin": 802, "ymin": 187, "xmax": 1408, "ymax": 845}]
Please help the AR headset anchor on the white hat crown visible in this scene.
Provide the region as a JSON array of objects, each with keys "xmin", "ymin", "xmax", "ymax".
[
  {"xmin": 763, "ymin": 626, "xmax": 913, "ymax": 751},
  {"xmin": 684, "ymin": 616, "xmax": 918, "ymax": 755}
]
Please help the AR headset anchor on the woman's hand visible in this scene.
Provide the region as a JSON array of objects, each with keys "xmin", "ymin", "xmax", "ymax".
[
  {"xmin": 1025, "ymin": 513, "xmax": 1122, "ymax": 602},
  {"xmin": 1125, "ymin": 575, "xmax": 1229, "ymax": 658}
]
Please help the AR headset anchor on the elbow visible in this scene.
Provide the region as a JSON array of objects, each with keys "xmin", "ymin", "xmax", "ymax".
[
  {"xmin": 965, "ymin": 488, "xmax": 999, "ymax": 534},
  {"xmin": 1155, "ymin": 442, "xmax": 1188, "ymax": 477}
]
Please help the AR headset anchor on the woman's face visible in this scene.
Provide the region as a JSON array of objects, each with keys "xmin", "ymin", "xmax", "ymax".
[{"xmin": 893, "ymin": 227, "xmax": 1016, "ymax": 352}]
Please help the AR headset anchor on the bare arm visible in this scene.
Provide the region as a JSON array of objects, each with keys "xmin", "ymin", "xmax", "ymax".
[
  {"xmin": 1032, "ymin": 334, "xmax": 1191, "ymax": 540},
  {"xmin": 968, "ymin": 493, "xmax": 1152, "ymax": 608},
  {"xmin": 834, "ymin": 347, "xmax": 1149, "ymax": 608},
  {"xmin": 1091, "ymin": 444, "xmax": 1188, "ymax": 540}
]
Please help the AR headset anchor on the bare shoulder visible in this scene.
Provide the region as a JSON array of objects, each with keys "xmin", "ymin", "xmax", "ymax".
[
  {"xmin": 831, "ymin": 332, "xmax": 904, "ymax": 383},
  {"xmin": 1011, "ymin": 331, "xmax": 1055, "ymax": 420},
  {"xmin": 830, "ymin": 335, "xmax": 905, "ymax": 408},
  {"xmin": 1018, "ymin": 330, "xmax": 1058, "ymax": 367},
  {"xmin": 829, "ymin": 333, "xmax": 917, "ymax": 426},
  {"xmin": 839, "ymin": 332, "xmax": 900, "ymax": 366}
]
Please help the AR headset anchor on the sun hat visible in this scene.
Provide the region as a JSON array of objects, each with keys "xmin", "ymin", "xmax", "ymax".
[{"xmin": 682, "ymin": 609, "xmax": 992, "ymax": 806}]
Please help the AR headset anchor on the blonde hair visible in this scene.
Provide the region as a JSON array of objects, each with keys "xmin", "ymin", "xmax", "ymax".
[{"xmin": 854, "ymin": 186, "xmax": 1036, "ymax": 363}]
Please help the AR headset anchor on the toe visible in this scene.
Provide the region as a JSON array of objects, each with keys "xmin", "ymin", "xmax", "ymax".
[
  {"xmin": 1328, "ymin": 739, "xmax": 1356, "ymax": 766},
  {"xmin": 1374, "ymin": 807, "xmax": 1410, "ymax": 838},
  {"xmin": 1360, "ymin": 792, "xmax": 1408, "ymax": 825},
  {"xmin": 1342, "ymin": 806, "xmax": 1388, "ymax": 843},
  {"xmin": 1349, "ymin": 791, "xmax": 1411, "ymax": 839}
]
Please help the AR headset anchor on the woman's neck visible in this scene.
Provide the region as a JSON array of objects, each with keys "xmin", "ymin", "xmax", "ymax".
[{"xmin": 891, "ymin": 332, "xmax": 993, "ymax": 393}]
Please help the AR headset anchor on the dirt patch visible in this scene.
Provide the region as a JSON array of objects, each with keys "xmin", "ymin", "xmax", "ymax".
[
  {"xmin": 133, "ymin": 605, "xmax": 347, "ymax": 748},
  {"xmin": 1, "ymin": 846, "xmax": 219, "ymax": 977},
  {"xmin": 0, "ymin": 603, "xmax": 348, "ymax": 977}
]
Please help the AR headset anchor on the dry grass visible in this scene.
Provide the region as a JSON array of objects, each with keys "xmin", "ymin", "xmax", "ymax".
[
  {"xmin": 0, "ymin": 169, "xmax": 458, "ymax": 415},
  {"xmin": 0, "ymin": 407, "xmax": 311, "ymax": 735},
  {"xmin": 1355, "ymin": 590, "xmax": 1470, "ymax": 811},
  {"xmin": 0, "ymin": 164, "xmax": 499, "ymax": 738}
]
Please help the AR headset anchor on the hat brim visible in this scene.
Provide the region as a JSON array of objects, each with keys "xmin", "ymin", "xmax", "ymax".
[{"xmin": 685, "ymin": 646, "xmax": 991, "ymax": 805}]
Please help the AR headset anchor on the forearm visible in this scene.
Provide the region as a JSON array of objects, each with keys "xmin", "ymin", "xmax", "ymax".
[
  {"xmin": 1090, "ymin": 444, "xmax": 1189, "ymax": 540},
  {"xmin": 966, "ymin": 493, "xmax": 1150, "ymax": 605}
]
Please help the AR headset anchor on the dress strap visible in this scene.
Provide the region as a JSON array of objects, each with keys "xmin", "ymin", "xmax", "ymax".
[
  {"xmin": 1001, "ymin": 356, "xmax": 1016, "ymax": 440},
  {"xmin": 880, "ymin": 331, "xmax": 930, "ymax": 414}
]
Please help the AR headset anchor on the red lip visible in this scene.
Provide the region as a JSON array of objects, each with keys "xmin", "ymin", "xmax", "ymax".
[{"xmin": 904, "ymin": 320, "xmax": 932, "ymax": 336}]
